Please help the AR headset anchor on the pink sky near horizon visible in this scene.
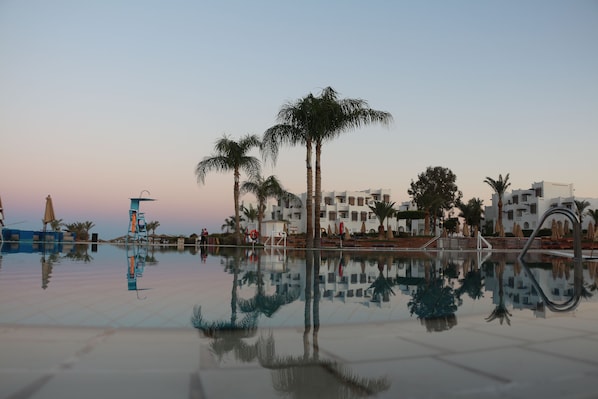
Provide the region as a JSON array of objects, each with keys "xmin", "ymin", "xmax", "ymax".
[{"xmin": 1, "ymin": 1, "xmax": 597, "ymax": 239}]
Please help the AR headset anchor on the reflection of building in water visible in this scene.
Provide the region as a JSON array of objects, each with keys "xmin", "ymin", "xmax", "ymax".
[
  {"xmin": 243, "ymin": 251, "xmax": 589, "ymax": 318},
  {"xmin": 483, "ymin": 261, "xmax": 588, "ymax": 318}
]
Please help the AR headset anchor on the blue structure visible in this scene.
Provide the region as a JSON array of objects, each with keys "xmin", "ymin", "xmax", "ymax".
[{"xmin": 127, "ymin": 194, "xmax": 155, "ymax": 243}]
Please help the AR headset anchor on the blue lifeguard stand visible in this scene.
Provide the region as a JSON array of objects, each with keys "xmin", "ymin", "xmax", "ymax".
[{"xmin": 127, "ymin": 191, "xmax": 155, "ymax": 244}]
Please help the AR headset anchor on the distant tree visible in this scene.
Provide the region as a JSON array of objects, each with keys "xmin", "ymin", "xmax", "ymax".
[
  {"xmin": 587, "ymin": 209, "xmax": 598, "ymax": 226},
  {"xmin": 408, "ymin": 166, "xmax": 462, "ymax": 235},
  {"xmin": 196, "ymin": 134, "xmax": 261, "ymax": 245},
  {"xmin": 484, "ymin": 173, "xmax": 511, "ymax": 237},
  {"xmin": 242, "ymin": 204, "xmax": 259, "ymax": 225},
  {"xmin": 222, "ymin": 215, "xmax": 245, "ymax": 234},
  {"xmin": 63, "ymin": 221, "xmax": 95, "ymax": 241},
  {"xmin": 50, "ymin": 219, "xmax": 63, "ymax": 232},
  {"xmin": 368, "ymin": 201, "xmax": 396, "ymax": 239},
  {"xmin": 574, "ymin": 200, "xmax": 591, "ymax": 224},
  {"xmin": 146, "ymin": 220, "xmax": 160, "ymax": 237},
  {"xmin": 457, "ymin": 198, "xmax": 484, "ymax": 236},
  {"xmin": 241, "ymin": 173, "xmax": 298, "ymax": 237}
]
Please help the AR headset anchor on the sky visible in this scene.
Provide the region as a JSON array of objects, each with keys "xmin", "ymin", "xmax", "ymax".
[{"xmin": 1, "ymin": 0, "xmax": 597, "ymax": 239}]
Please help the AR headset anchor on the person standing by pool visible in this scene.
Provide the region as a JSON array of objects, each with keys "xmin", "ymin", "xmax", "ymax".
[{"xmin": 200, "ymin": 228, "xmax": 208, "ymax": 246}]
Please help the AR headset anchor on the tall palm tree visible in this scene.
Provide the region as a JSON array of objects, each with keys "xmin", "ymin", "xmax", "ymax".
[
  {"xmin": 263, "ymin": 87, "xmax": 392, "ymax": 248},
  {"xmin": 311, "ymin": 87, "xmax": 393, "ymax": 248},
  {"xmin": 196, "ymin": 134, "xmax": 261, "ymax": 245},
  {"xmin": 263, "ymin": 94, "xmax": 317, "ymax": 248},
  {"xmin": 241, "ymin": 173, "xmax": 298, "ymax": 238},
  {"xmin": 574, "ymin": 200, "xmax": 590, "ymax": 224},
  {"xmin": 484, "ymin": 173, "xmax": 511, "ymax": 237},
  {"xmin": 368, "ymin": 200, "xmax": 396, "ymax": 239}
]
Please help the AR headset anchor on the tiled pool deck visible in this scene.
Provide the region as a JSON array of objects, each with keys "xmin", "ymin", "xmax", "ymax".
[{"xmin": 2, "ymin": 306, "xmax": 598, "ymax": 399}]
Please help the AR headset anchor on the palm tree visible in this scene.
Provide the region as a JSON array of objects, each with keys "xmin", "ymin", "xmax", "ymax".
[
  {"xmin": 222, "ymin": 215, "xmax": 244, "ymax": 234},
  {"xmin": 484, "ymin": 173, "xmax": 511, "ymax": 237},
  {"xmin": 263, "ymin": 94, "xmax": 317, "ymax": 248},
  {"xmin": 574, "ymin": 200, "xmax": 590, "ymax": 225},
  {"xmin": 146, "ymin": 220, "xmax": 160, "ymax": 237},
  {"xmin": 241, "ymin": 173, "xmax": 298, "ymax": 238},
  {"xmin": 50, "ymin": 219, "xmax": 63, "ymax": 232},
  {"xmin": 241, "ymin": 204, "xmax": 258, "ymax": 224},
  {"xmin": 457, "ymin": 198, "xmax": 484, "ymax": 237},
  {"xmin": 587, "ymin": 209, "xmax": 598, "ymax": 226},
  {"xmin": 311, "ymin": 87, "xmax": 393, "ymax": 248},
  {"xmin": 263, "ymin": 87, "xmax": 392, "ymax": 248},
  {"xmin": 196, "ymin": 134, "xmax": 261, "ymax": 245},
  {"xmin": 368, "ymin": 200, "xmax": 396, "ymax": 239}
]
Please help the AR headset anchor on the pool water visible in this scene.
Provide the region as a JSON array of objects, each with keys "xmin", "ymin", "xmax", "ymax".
[
  {"xmin": 0, "ymin": 244, "xmax": 595, "ymax": 329},
  {"xmin": 1, "ymin": 243, "xmax": 597, "ymax": 399}
]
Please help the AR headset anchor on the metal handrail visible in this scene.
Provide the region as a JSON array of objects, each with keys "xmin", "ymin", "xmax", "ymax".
[
  {"xmin": 519, "ymin": 206, "xmax": 582, "ymax": 261},
  {"xmin": 518, "ymin": 206, "xmax": 584, "ymax": 313}
]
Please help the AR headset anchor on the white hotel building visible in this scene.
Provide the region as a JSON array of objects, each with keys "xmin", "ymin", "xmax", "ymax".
[
  {"xmin": 484, "ymin": 181, "xmax": 598, "ymax": 234},
  {"xmin": 266, "ymin": 188, "xmax": 427, "ymax": 236},
  {"xmin": 266, "ymin": 181, "xmax": 598, "ymax": 237}
]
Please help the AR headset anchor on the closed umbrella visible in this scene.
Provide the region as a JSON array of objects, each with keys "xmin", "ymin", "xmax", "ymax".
[
  {"xmin": 551, "ymin": 219, "xmax": 558, "ymax": 240},
  {"xmin": 557, "ymin": 221, "xmax": 564, "ymax": 238},
  {"xmin": 327, "ymin": 224, "xmax": 332, "ymax": 236},
  {"xmin": 563, "ymin": 220, "xmax": 570, "ymax": 236},
  {"xmin": 517, "ymin": 223, "xmax": 524, "ymax": 238},
  {"xmin": 0, "ymin": 195, "xmax": 4, "ymax": 228},
  {"xmin": 386, "ymin": 225, "xmax": 393, "ymax": 239},
  {"xmin": 361, "ymin": 221, "xmax": 366, "ymax": 234},
  {"xmin": 462, "ymin": 223, "xmax": 469, "ymax": 238},
  {"xmin": 587, "ymin": 222, "xmax": 595, "ymax": 241},
  {"xmin": 43, "ymin": 195, "xmax": 56, "ymax": 232}
]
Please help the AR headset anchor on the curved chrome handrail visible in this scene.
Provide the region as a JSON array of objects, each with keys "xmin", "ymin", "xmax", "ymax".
[
  {"xmin": 519, "ymin": 206, "xmax": 582, "ymax": 261},
  {"xmin": 518, "ymin": 206, "xmax": 584, "ymax": 312}
]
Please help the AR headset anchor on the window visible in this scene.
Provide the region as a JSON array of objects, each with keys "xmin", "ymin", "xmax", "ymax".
[
  {"xmin": 329, "ymin": 211, "xmax": 336, "ymax": 220},
  {"xmin": 357, "ymin": 197, "xmax": 364, "ymax": 206},
  {"xmin": 530, "ymin": 204, "xmax": 537, "ymax": 214},
  {"xmin": 351, "ymin": 211, "xmax": 358, "ymax": 221},
  {"xmin": 361, "ymin": 211, "xmax": 367, "ymax": 221},
  {"xmin": 325, "ymin": 197, "xmax": 333, "ymax": 205},
  {"xmin": 383, "ymin": 194, "xmax": 390, "ymax": 202},
  {"xmin": 507, "ymin": 210, "xmax": 513, "ymax": 220},
  {"xmin": 535, "ymin": 187, "xmax": 542, "ymax": 197},
  {"xmin": 348, "ymin": 196, "xmax": 355, "ymax": 205},
  {"xmin": 336, "ymin": 196, "xmax": 345, "ymax": 203},
  {"xmin": 513, "ymin": 195, "xmax": 518, "ymax": 204},
  {"xmin": 339, "ymin": 211, "xmax": 348, "ymax": 219},
  {"xmin": 372, "ymin": 194, "xmax": 379, "ymax": 201}
]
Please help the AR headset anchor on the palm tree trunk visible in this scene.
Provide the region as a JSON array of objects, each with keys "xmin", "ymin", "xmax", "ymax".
[
  {"xmin": 234, "ymin": 168, "xmax": 242, "ymax": 246},
  {"xmin": 305, "ymin": 139, "xmax": 314, "ymax": 248},
  {"xmin": 497, "ymin": 198, "xmax": 504, "ymax": 237},
  {"xmin": 314, "ymin": 140, "xmax": 322, "ymax": 248}
]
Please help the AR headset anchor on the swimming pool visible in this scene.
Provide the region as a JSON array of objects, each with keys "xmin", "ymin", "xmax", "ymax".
[{"xmin": 1, "ymin": 243, "xmax": 597, "ymax": 398}]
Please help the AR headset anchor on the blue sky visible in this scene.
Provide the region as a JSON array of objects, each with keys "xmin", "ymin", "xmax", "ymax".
[{"xmin": 1, "ymin": 1, "xmax": 597, "ymax": 239}]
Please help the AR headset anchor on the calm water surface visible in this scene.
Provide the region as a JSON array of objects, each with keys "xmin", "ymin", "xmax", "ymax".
[{"xmin": 1, "ymin": 243, "xmax": 595, "ymax": 330}]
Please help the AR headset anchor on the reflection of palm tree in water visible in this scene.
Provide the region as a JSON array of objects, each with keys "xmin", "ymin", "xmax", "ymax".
[
  {"xmin": 238, "ymin": 252, "xmax": 298, "ymax": 319},
  {"xmin": 256, "ymin": 250, "xmax": 390, "ymax": 398},
  {"xmin": 408, "ymin": 259, "xmax": 461, "ymax": 332},
  {"xmin": 455, "ymin": 255, "xmax": 484, "ymax": 301},
  {"xmin": 191, "ymin": 248, "xmax": 258, "ymax": 360},
  {"xmin": 485, "ymin": 260, "xmax": 512, "ymax": 325}
]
